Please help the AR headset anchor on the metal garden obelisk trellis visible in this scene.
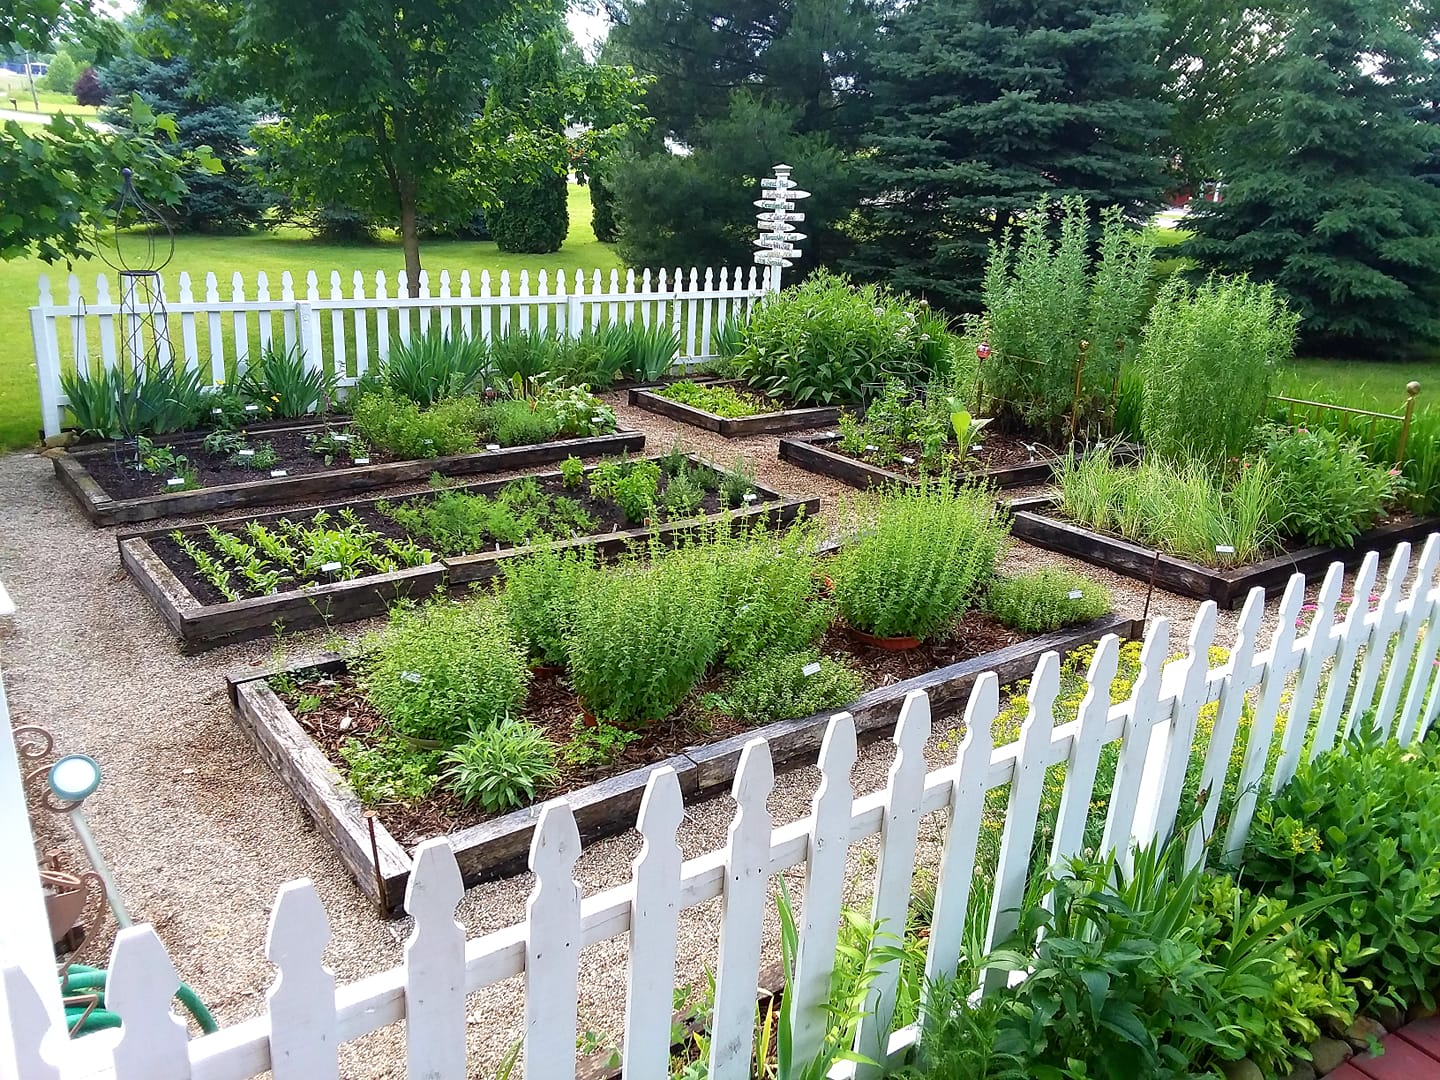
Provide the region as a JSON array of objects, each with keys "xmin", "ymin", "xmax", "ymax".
[
  {"xmin": 97, "ymin": 167, "xmax": 177, "ymax": 375},
  {"xmin": 753, "ymin": 164, "xmax": 809, "ymax": 292}
]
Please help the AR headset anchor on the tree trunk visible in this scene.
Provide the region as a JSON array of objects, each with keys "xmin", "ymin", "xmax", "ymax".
[{"xmin": 398, "ymin": 176, "xmax": 421, "ymax": 298}]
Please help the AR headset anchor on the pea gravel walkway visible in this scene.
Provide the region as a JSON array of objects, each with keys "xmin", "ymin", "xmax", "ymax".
[{"xmin": 0, "ymin": 393, "xmax": 1392, "ymax": 1077}]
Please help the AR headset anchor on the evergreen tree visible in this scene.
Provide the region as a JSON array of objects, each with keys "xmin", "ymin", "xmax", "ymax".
[
  {"xmin": 98, "ymin": 22, "xmax": 268, "ymax": 231},
  {"xmin": 1184, "ymin": 0, "xmax": 1440, "ymax": 353},
  {"xmin": 845, "ymin": 0, "xmax": 1171, "ymax": 311}
]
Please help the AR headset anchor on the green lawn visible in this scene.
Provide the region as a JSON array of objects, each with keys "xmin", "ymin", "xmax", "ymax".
[
  {"xmin": 0, "ymin": 184, "xmax": 620, "ymax": 448},
  {"xmin": 0, "ymin": 87, "xmax": 100, "ymax": 119}
]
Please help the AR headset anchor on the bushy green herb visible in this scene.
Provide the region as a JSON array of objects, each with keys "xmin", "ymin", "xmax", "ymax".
[
  {"xmin": 382, "ymin": 329, "xmax": 488, "ymax": 406},
  {"xmin": 660, "ymin": 379, "xmax": 780, "ymax": 417},
  {"xmin": 833, "ymin": 480, "xmax": 1007, "ymax": 640},
  {"xmin": 614, "ymin": 460, "xmax": 662, "ymax": 522},
  {"xmin": 203, "ymin": 428, "xmax": 246, "ymax": 457},
  {"xmin": 981, "ymin": 198, "xmax": 1152, "ymax": 441},
  {"xmin": 361, "ymin": 597, "xmax": 529, "ymax": 744},
  {"xmin": 1256, "ymin": 424, "xmax": 1406, "ymax": 548},
  {"xmin": 559, "ymin": 455, "xmax": 586, "ymax": 488},
  {"xmin": 986, "ymin": 569, "xmax": 1111, "ymax": 632},
  {"xmin": 229, "ymin": 441, "xmax": 279, "ymax": 470},
  {"xmin": 566, "ymin": 552, "xmax": 723, "ymax": 725},
  {"xmin": 338, "ymin": 734, "xmax": 442, "ymax": 805},
  {"xmin": 239, "ymin": 343, "xmax": 338, "ymax": 418},
  {"xmin": 561, "ymin": 718, "xmax": 641, "ymax": 771},
  {"xmin": 718, "ymin": 456, "xmax": 758, "ymax": 509},
  {"xmin": 705, "ymin": 524, "xmax": 831, "ymax": 667},
  {"xmin": 709, "ymin": 650, "xmax": 864, "ymax": 727},
  {"xmin": 731, "ymin": 270, "xmax": 946, "ymax": 406},
  {"xmin": 378, "ymin": 479, "xmax": 596, "ymax": 555},
  {"xmin": 351, "ymin": 390, "xmax": 486, "ymax": 458},
  {"xmin": 661, "ymin": 465, "xmax": 706, "ymax": 518},
  {"xmin": 1245, "ymin": 728, "xmax": 1440, "ymax": 1010},
  {"xmin": 306, "ymin": 428, "xmax": 369, "ymax": 466},
  {"xmin": 500, "ymin": 546, "xmax": 597, "ymax": 666},
  {"xmin": 533, "ymin": 381, "xmax": 616, "ymax": 436},
  {"xmin": 442, "ymin": 717, "xmax": 557, "ymax": 812},
  {"xmin": 841, "ymin": 380, "xmax": 954, "ymax": 467},
  {"xmin": 1057, "ymin": 450, "xmax": 1277, "ymax": 565},
  {"xmin": 1140, "ymin": 275, "xmax": 1297, "ymax": 466},
  {"xmin": 486, "ymin": 397, "xmax": 562, "ymax": 446}
]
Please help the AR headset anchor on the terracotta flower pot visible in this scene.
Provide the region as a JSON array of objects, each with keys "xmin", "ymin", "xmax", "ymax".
[
  {"xmin": 845, "ymin": 625, "xmax": 922, "ymax": 651},
  {"xmin": 530, "ymin": 662, "xmax": 564, "ymax": 679}
]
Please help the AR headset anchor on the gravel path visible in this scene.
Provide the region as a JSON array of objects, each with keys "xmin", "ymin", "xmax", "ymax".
[{"xmin": 0, "ymin": 395, "xmax": 1402, "ymax": 1077}]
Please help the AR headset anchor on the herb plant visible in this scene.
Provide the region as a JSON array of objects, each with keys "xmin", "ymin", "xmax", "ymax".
[
  {"xmin": 613, "ymin": 460, "xmax": 662, "ymax": 522},
  {"xmin": 487, "ymin": 397, "xmax": 563, "ymax": 446},
  {"xmin": 561, "ymin": 718, "xmax": 641, "ymax": 771},
  {"xmin": 500, "ymin": 546, "xmax": 597, "ymax": 667},
  {"xmin": 442, "ymin": 717, "xmax": 558, "ymax": 812},
  {"xmin": 1140, "ymin": 274, "xmax": 1298, "ymax": 466},
  {"xmin": 338, "ymin": 735, "xmax": 442, "ymax": 805},
  {"xmin": 306, "ymin": 428, "xmax": 369, "ymax": 466},
  {"xmin": 718, "ymin": 456, "xmax": 758, "ymax": 508},
  {"xmin": 708, "ymin": 650, "xmax": 864, "ymax": 726},
  {"xmin": 559, "ymin": 455, "xmax": 585, "ymax": 488},
  {"xmin": 659, "ymin": 379, "xmax": 780, "ymax": 417},
  {"xmin": 661, "ymin": 464, "xmax": 706, "ymax": 518},
  {"xmin": 351, "ymin": 390, "xmax": 486, "ymax": 458},
  {"xmin": 832, "ymin": 480, "xmax": 1007, "ymax": 640},
  {"xmin": 361, "ymin": 597, "xmax": 530, "ymax": 744},
  {"xmin": 1256, "ymin": 424, "xmax": 1406, "ymax": 548},
  {"xmin": 986, "ymin": 569, "xmax": 1111, "ymax": 632}
]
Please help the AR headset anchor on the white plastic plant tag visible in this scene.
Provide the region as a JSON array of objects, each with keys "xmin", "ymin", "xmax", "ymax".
[
  {"xmin": 237, "ymin": 449, "xmax": 254, "ymax": 457},
  {"xmin": 320, "ymin": 561, "xmax": 342, "ymax": 573},
  {"xmin": 422, "ymin": 438, "xmax": 433, "ymax": 445},
  {"xmin": 332, "ymin": 433, "xmax": 351, "ymax": 442},
  {"xmin": 401, "ymin": 671, "xmax": 422, "ymax": 684},
  {"xmin": 865, "ymin": 444, "xmax": 878, "ymax": 452},
  {"xmin": 1216, "ymin": 545, "xmax": 1235, "ymax": 554},
  {"xmin": 900, "ymin": 455, "xmax": 916, "ymax": 465},
  {"xmin": 166, "ymin": 477, "xmax": 185, "ymax": 487},
  {"xmin": 244, "ymin": 403, "xmax": 259, "ymax": 412},
  {"xmin": 743, "ymin": 492, "xmax": 757, "ymax": 503},
  {"xmin": 270, "ymin": 469, "xmax": 288, "ymax": 478},
  {"xmin": 592, "ymin": 414, "xmax": 606, "ymax": 424},
  {"xmin": 353, "ymin": 457, "xmax": 370, "ymax": 465},
  {"xmin": 801, "ymin": 661, "xmax": 822, "ymax": 677},
  {"xmin": 212, "ymin": 407, "xmax": 223, "ymax": 415},
  {"xmin": 485, "ymin": 443, "xmax": 501, "ymax": 451},
  {"xmin": 1067, "ymin": 590, "xmax": 1084, "ymax": 600}
]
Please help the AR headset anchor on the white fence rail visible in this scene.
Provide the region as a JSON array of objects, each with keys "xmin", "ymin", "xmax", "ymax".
[
  {"xmin": 6, "ymin": 538, "xmax": 1440, "ymax": 1079},
  {"xmin": 29, "ymin": 264, "xmax": 773, "ymax": 439}
]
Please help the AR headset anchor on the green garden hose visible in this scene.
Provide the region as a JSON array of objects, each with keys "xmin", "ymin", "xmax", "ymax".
[{"xmin": 61, "ymin": 963, "xmax": 217, "ymax": 1037}]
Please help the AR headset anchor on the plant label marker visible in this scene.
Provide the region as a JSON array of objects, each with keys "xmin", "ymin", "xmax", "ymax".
[
  {"xmin": 244, "ymin": 404, "xmax": 259, "ymax": 413},
  {"xmin": 270, "ymin": 469, "xmax": 288, "ymax": 478},
  {"xmin": 212, "ymin": 407, "xmax": 223, "ymax": 415},
  {"xmin": 1068, "ymin": 590, "xmax": 1084, "ymax": 600},
  {"xmin": 166, "ymin": 477, "xmax": 185, "ymax": 487},
  {"xmin": 333, "ymin": 433, "xmax": 351, "ymax": 442},
  {"xmin": 354, "ymin": 457, "xmax": 370, "ymax": 465},
  {"xmin": 320, "ymin": 561, "xmax": 342, "ymax": 574},
  {"xmin": 900, "ymin": 455, "xmax": 916, "ymax": 465},
  {"xmin": 592, "ymin": 414, "xmax": 606, "ymax": 424},
  {"xmin": 401, "ymin": 671, "xmax": 422, "ymax": 684},
  {"xmin": 485, "ymin": 443, "xmax": 501, "ymax": 451},
  {"xmin": 865, "ymin": 444, "xmax": 878, "ymax": 452},
  {"xmin": 1216, "ymin": 545, "xmax": 1235, "ymax": 554},
  {"xmin": 801, "ymin": 661, "xmax": 822, "ymax": 677},
  {"xmin": 237, "ymin": 449, "xmax": 254, "ymax": 457},
  {"xmin": 743, "ymin": 493, "xmax": 757, "ymax": 503}
]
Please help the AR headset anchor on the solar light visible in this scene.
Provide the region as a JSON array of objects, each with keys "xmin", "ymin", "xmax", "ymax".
[{"xmin": 48, "ymin": 755, "xmax": 131, "ymax": 927}]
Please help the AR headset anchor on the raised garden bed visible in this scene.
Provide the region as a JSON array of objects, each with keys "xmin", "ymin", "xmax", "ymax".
[
  {"xmin": 779, "ymin": 432, "xmax": 1138, "ymax": 492},
  {"xmin": 228, "ymin": 610, "xmax": 1139, "ymax": 914},
  {"xmin": 629, "ymin": 380, "xmax": 841, "ymax": 437},
  {"xmin": 1009, "ymin": 495, "xmax": 1440, "ymax": 608},
  {"xmin": 54, "ymin": 425, "xmax": 647, "ymax": 526},
  {"xmin": 120, "ymin": 454, "xmax": 817, "ymax": 650}
]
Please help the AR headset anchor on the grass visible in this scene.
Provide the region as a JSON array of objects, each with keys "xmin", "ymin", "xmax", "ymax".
[
  {"xmin": 0, "ymin": 184, "xmax": 620, "ymax": 448},
  {"xmin": 0, "ymin": 86, "xmax": 100, "ymax": 118}
]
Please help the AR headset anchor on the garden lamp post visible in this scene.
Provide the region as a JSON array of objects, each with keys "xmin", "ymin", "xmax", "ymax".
[{"xmin": 46, "ymin": 754, "xmax": 131, "ymax": 928}]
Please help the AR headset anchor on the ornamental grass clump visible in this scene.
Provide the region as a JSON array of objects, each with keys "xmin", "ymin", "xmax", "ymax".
[
  {"xmin": 380, "ymin": 329, "xmax": 488, "ymax": 406},
  {"xmin": 361, "ymin": 596, "xmax": 529, "ymax": 744},
  {"xmin": 987, "ymin": 569, "xmax": 1111, "ymax": 633},
  {"xmin": 833, "ymin": 480, "xmax": 1008, "ymax": 641}
]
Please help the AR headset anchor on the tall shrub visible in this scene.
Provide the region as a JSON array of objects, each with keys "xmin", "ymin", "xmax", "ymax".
[
  {"xmin": 491, "ymin": 171, "xmax": 569, "ymax": 254},
  {"xmin": 980, "ymin": 198, "xmax": 1152, "ymax": 441},
  {"xmin": 1139, "ymin": 274, "xmax": 1297, "ymax": 465}
]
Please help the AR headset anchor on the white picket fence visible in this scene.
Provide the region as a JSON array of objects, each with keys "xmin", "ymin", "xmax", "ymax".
[
  {"xmin": 5, "ymin": 537, "xmax": 1440, "ymax": 1079},
  {"xmin": 29, "ymin": 263, "xmax": 774, "ymax": 439}
]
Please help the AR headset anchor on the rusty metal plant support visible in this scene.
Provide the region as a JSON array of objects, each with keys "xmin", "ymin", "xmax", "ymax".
[{"xmin": 1269, "ymin": 381, "xmax": 1422, "ymax": 467}]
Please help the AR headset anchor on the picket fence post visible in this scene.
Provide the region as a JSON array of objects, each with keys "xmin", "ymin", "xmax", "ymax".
[
  {"xmin": 405, "ymin": 839, "xmax": 467, "ymax": 1079},
  {"xmin": 525, "ymin": 801, "xmax": 583, "ymax": 1080}
]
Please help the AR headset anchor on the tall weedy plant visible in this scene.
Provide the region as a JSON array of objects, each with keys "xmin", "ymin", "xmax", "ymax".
[
  {"xmin": 980, "ymin": 197, "xmax": 1152, "ymax": 440},
  {"xmin": 1139, "ymin": 274, "xmax": 1298, "ymax": 465}
]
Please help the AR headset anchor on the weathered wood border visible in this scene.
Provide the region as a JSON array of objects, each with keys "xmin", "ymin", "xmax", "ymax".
[
  {"xmin": 778, "ymin": 433, "xmax": 1140, "ymax": 492},
  {"xmin": 121, "ymin": 455, "xmax": 820, "ymax": 650},
  {"xmin": 1009, "ymin": 495, "xmax": 1440, "ymax": 608},
  {"xmin": 228, "ymin": 612, "xmax": 1140, "ymax": 915},
  {"xmin": 54, "ymin": 427, "xmax": 648, "ymax": 526},
  {"xmin": 629, "ymin": 382, "xmax": 840, "ymax": 437}
]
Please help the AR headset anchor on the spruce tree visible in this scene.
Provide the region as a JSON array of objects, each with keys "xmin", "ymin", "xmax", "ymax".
[
  {"xmin": 846, "ymin": 0, "xmax": 1171, "ymax": 311},
  {"xmin": 1185, "ymin": 0, "xmax": 1440, "ymax": 353}
]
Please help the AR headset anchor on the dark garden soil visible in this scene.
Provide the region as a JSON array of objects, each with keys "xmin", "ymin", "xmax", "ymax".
[
  {"xmin": 152, "ymin": 472, "xmax": 732, "ymax": 606},
  {"xmin": 836, "ymin": 429, "xmax": 1061, "ymax": 479},
  {"xmin": 271, "ymin": 610, "xmax": 1026, "ymax": 846},
  {"xmin": 84, "ymin": 425, "xmax": 392, "ymax": 500}
]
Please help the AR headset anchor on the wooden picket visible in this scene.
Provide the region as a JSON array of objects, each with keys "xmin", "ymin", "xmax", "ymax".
[
  {"xmin": 5, "ymin": 542, "xmax": 1440, "ymax": 1080},
  {"xmin": 29, "ymin": 259, "xmax": 773, "ymax": 437}
]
